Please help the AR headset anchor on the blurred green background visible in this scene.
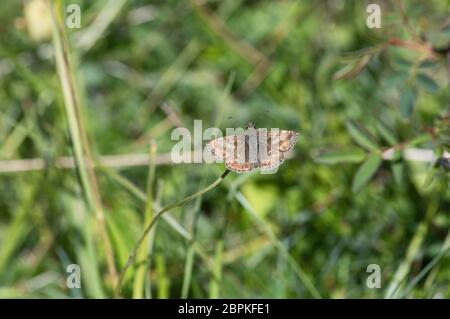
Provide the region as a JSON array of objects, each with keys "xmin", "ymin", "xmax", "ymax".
[{"xmin": 0, "ymin": 0, "xmax": 449, "ymax": 298}]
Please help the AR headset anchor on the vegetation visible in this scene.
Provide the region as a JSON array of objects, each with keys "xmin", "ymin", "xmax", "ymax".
[{"xmin": 0, "ymin": 0, "xmax": 449, "ymax": 298}]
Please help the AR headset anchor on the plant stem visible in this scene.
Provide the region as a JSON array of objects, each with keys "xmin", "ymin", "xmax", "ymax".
[
  {"xmin": 50, "ymin": 0, "xmax": 117, "ymax": 284},
  {"xmin": 132, "ymin": 141, "xmax": 157, "ymax": 298},
  {"xmin": 114, "ymin": 169, "xmax": 231, "ymax": 297}
]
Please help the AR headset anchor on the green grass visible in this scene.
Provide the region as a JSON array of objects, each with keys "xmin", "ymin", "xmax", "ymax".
[{"xmin": 0, "ymin": 0, "xmax": 449, "ymax": 299}]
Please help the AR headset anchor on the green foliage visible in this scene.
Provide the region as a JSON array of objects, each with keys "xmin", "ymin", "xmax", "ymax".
[
  {"xmin": 400, "ymin": 86, "xmax": 417, "ymax": 118},
  {"xmin": 345, "ymin": 121, "xmax": 379, "ymax": 151},
  {"xmin": 313, "ymin": 148, "xmax": 366, "ymax": 165},
  {"xmin": 351, "ymin": 153, "xmax": 382, "ymax": 193}
]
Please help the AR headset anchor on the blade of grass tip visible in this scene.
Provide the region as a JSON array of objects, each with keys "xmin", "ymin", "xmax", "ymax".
[
  {"xmin": 114, "ymin": 169, "xmax": 231, "ymax": 297},
  {"xmin": 180, "ymin": 72, "xmax": 235, "ymax": 298},
  {"xmin": 133, "ymin": 141, "xmax": 157, "ymax": 299},
  {"xmin": 77, "ymin": 0, "xmax": 127, "ymax": 53},
  {"xmin": 0, "ymin": 117, "xmax": 29, "ymax": 159},
  {"xmin": 234, "ymin": 191, "xmax": 322, "ymax": 299},
  {"xmin": 50, "ymin": 0, "xmax": 117, "ymax": 285}
]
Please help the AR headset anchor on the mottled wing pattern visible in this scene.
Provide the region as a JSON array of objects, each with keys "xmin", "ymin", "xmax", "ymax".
[
  {"xmin": 225, "ymin": 133, "xmax": 258, "ymax": 173},
  {"xmin": 259, "ymin": 152, "xmax": 285, "ymax": 171},
  {"xmin": 206, "ymin": 135, "xmax": 236, "ymax": 161},
  {"xmin": 261, "ymin": 129, "xmax": 298, "ymax": 152},
  {"xmin": 208, "ymin": 127, "xmax": 298, "ymax": 173},
  {"xmin": 226, "ymin": 161, "xmax": 258, "ymax": 173},
  {"xmin": 256, "ymin": 131, "xmax": 284, "ymax": 171}
]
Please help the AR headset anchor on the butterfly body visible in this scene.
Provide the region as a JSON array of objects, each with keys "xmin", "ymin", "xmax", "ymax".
[{"xmin": 207, "ymin": 123, "xmax": 298, "ymax": 173}]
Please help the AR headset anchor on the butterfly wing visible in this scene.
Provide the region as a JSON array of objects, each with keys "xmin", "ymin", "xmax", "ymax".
[
  {"xmin": 206, "ymin": 135, "xmax": 235, "ymax": 161},
  {"xmin": 256, "ymin": 130, "xmax": 285, "ymax": 171},
  {"xmin": 207, "ymin": 134, "xmax": 257, "ymax": 173},
  {"xmin": 259, "ymin": 129, "xmax": 298, "ymax": 152},
  {"xmin": 226, "ymin": 161, "xmax": 258, "ymax": 173},
  {"xmin": 208, "ymin": 128, "xmax": 296, "ymax": 173},
  {"xmin": 259, "ymin": 152, "xmax": 285, "ymax": 171},
  {"xmin": 225, "ymin": 134, "xmax": 258, "ymax": 173}
]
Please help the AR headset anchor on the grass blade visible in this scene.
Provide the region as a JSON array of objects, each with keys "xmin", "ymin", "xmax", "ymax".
[
  {"xmin": 114, "ymin": 169, "xmax": 231, "ymax": 297},
  {"xmin": 50, "ymin": 0, "xmax": 117, "ymax": 285},
  {"xmin": 234, "ymin": 191, "xmax": 322, "ymax": 299}
]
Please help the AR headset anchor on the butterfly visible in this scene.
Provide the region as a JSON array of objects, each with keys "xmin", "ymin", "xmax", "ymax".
[{"xmin": 206, "ymin": 123, "xmax": 298, "ymax": 173}]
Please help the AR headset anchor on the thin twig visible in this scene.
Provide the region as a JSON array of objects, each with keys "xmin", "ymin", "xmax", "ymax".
[
  {"xmin": 0, "ymin": 151, "xmax": 199, "ymax": 173},
  {"xmin": 387, "ymin": 38, "xmax": 437, "ymax": 58},
  {"xmin": 1, "ymin": 148, "xmax": 446, "ymax": 174}
]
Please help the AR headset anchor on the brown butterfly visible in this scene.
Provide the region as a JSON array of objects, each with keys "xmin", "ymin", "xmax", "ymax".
[{"xmin": 206, "ymin": 123, "xmax": 298, "ymax": 173}]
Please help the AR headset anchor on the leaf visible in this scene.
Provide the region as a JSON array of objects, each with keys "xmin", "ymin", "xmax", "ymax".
[
  {"xmin": 345, "ymin": 121, "xmax": 379, "ymax": 151},
  {"xmin": 399, "ymin": 87, "xmax": 417, "ymax": 119},
  {"xmin": 382, "ymin": 72, "xmax": 408, "ymax": 88},
  {"xmin": 392, "ymin": 57, "xmax": 414, "ymax": 70},
  {"xmin": 391, "ymin": 161, "xmax": 404, "ymax": 185},
  {"xmin": 241, "ymin": 183, "xmax": 278, "ymax": 218},
  {"xmin": 333, "ymin": 54, "xmax": 371, "ymax": 80},
  {"xmin": 313, "ymin": 148, "xmax": 366, "ymax": 165},
  {"xmin": 423, "ymin": 166, "xmax": 438, "ymax": 188},
  {"xmin": 407, "ymin": 133, "xmax": 431, "ymax": 146},
  {"xmin": 416, "ymin": 74, "xmax": 439, "ymax": 93},
  {"xmin": 391, "ymin": 150, "xmax": 404, "ymax": 184},
  {"xmin": 352, "ymin": 153, "xmax": 382, "ymax": 193},
  {"xmin": 376, "ymin": 120, "xmax": 398, "ymax": 146},
  {"xmin": 419, "ymin": 60, "xmax": 438, "ymax": 69}
]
